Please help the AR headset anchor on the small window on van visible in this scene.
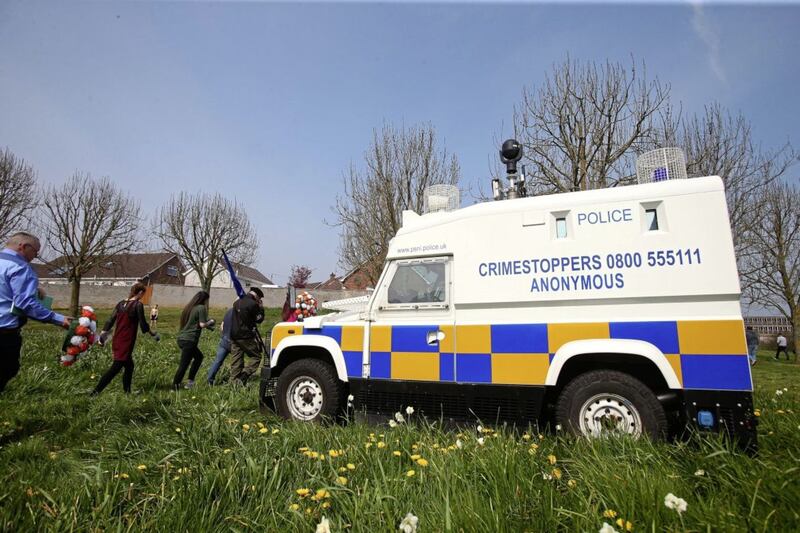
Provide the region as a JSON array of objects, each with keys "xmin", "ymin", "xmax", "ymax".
[
  {"xmin": 645, "ymin": 209, "xmax": 659, "ymax": 231},
  {"xmin": 556, "ymin": 217, "xmax": 568, "ymax": 239},
  {"xmin": 387, "ymin": 261, "xmax": 446, "ymax": 305}
]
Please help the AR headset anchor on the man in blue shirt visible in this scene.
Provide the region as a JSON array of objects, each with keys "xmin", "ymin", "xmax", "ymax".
[
  {"xmin": 1, "ymin": 232, "xmax": 70, "ymax": 392},
  {"xmin": 207, "ymin": 307, "xmax": 234, "ymax": 385}
]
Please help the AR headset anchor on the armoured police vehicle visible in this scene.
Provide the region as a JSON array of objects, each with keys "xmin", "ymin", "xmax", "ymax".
[{"xmin": 260, "ymin": 141, "xmax": 756, "ymax": 446}]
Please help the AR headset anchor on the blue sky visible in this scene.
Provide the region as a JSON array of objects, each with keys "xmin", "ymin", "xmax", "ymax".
[{"xmin": 1, "ymin": 0, "xmax": 798, "ymax": 284}]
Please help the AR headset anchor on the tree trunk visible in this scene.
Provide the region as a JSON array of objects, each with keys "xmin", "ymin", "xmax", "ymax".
[
  {"xmin": 792, "ymin": 311, "xmax": 799, "ymax": 357},
  {"xmin": 69, "ymin": 276, "xmax": 81, "ymax": 317}
]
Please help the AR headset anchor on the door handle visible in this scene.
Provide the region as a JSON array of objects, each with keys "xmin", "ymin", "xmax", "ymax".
[{"xmin": 426, "ymin": 330, "xmax": 445, "ymax": 345}]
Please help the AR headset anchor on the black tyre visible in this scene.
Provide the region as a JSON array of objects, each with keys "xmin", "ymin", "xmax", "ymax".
[
  {"xmin": 555, "ymin": 370, "xmax": 668, "ymax": 440},
  {"xmin": 275, "ymin": 359, "xmax": 343, "ymax": 422}
]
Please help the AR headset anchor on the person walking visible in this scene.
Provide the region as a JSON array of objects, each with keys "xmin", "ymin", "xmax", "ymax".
[
  {"xmin": 173, "ymin": 291, "xmax": 214, "ymax": 389},
  {"xmin": 745, "ymin": 326, "xmax": 759, "ymax": 366},
  {"xmin": 230, "ymin": 287, "xmax": 265, "ymax": 386},
  {"xmin": 206, "ymin": 307, "xmax": 234, "ymax": 385},
  {"xmin": 149, "ymin": 304, "xmax": 159, "ymax": 329},
  {"xmin": 92, "ymin": 282, "xmax": 159, "ymax": 395},
  {"xmin": 0, "ymin": 232, "xmax": 70, "ymax": 393},
  {"xmin": 775, "ymin": 333, "xmax": 789, "ymax": 361}
]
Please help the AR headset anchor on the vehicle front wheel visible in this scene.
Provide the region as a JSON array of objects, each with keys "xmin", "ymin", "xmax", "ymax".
[
  {"xmin": 275, "ymin": 359, "xmax": 343, "ymax": 422},
  {"xmin": 555, "ymin": 370, "xmax": 668, "ymax": 440}
]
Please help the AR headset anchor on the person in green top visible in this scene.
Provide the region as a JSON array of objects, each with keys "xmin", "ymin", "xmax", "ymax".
[{"xmin": 173, "ymin": 291, "xmax": 215, "ymax": 389}]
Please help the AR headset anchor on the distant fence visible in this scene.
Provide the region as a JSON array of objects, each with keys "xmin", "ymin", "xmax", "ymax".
[{"xmin": 39, "ymin": 282, "xmax": 370, "ymax": 309}]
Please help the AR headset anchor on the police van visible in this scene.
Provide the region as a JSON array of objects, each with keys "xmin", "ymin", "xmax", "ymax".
[{"xmin": 260, "ymin": 143, "xmax": 756, "ymax": 446}]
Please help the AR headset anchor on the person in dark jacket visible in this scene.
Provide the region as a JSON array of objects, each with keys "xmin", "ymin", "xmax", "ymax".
[
  {"xmin": 92, "ymin": 282, "xmax": 159, "ymax": 395},
  {"xmin": 229, "ymin": 287, "xmax": 265, "ymax": 385},
  {"xmin": 173, "ymin": 291, "xmax": 215, "ymax": 389}
]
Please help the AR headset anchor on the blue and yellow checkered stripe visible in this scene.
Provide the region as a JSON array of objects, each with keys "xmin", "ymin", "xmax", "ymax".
[{"xmin": 272, "ymin": 320, "xmax": 751, "ymax": 391}]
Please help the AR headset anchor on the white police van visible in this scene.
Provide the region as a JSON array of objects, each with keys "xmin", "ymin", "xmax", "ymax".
[{"xmin": 260, "ymin": 143, "xmax": 756, "ymax": 447}]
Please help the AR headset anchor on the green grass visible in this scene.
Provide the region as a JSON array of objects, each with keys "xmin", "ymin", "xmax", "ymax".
[{"xmin": 2, "ymin": 309, "xmax": 799, "ymax": 531}]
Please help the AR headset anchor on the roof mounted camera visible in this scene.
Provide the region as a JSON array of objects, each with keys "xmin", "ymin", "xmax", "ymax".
[{"xmin": 493, "ymin": 139, "xmax": 527, "ymax": 201}]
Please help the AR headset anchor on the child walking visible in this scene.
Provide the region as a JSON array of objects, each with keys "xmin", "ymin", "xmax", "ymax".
[
  {"xmin": 92, "ymin": 283, "xmax": 159, "ymax": 395},
  {"xmin": 173, "ymin": 291, "xmax": 215, "ymax": 389}
]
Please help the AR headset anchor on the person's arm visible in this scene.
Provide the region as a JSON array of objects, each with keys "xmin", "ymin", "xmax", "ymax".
[
  {"xmin": 198, "ymin": 306, "xmax": 212, "ymax": 328},
  {"xmin": 9, "ymin": 266, "xmax": 66, "ymax": 327},
  {"xmin": 102, "ymin": 304, "xmax": 119, "ymax": 333},
  {"xmin": 136, "ymin": 302, "xmax": 151, "ymax": 334}
]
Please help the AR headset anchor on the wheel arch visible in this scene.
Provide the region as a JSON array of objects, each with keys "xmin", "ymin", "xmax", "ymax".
[
  {"xmin": 271, "ymin": 336, "xmax": 349, "ymax": 382},
  {"xmin": 546, "ymin": 339, "xmax": 681, "ymax": 394}
]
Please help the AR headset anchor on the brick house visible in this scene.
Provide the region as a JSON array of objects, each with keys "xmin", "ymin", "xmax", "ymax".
[
  {"xmin": 183, "ymin": 260, "xmax": 276, "ymax": 289},
  {"xmin": 33, "ymin": 252, "xmax": 185, "ymax": 286}
]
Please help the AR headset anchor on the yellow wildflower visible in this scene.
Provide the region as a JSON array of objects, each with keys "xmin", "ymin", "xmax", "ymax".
[
  {"xmin": 406, "ymin": 469, "xmax": 415, "ymax": 477},
  {"xmin": 290, "ymin": 503, "xmax": 300, "ymax": 511},
  {"xmin": 242, "ymin": 424, "xmax": 250, "ymax": 431},
  {"xmin": 347, "ymin": 463, "xmax": 356, "ymax": 470},
  {"xmin": 377, "ymin": 441, "xmax": 386, "ymax": 449},
  {"xmin": 312, "ymin": 489, "xmax": 330, "ymax": 500},
  {"xmin": 257, "ymin": 422, "xmax": 265, "ymax": 429},
  {"xmin": 338, "ymin": 467, "xmax": 347, "ymax": 473},
  {"xmin": 552, "ymin": 468, "xmax": 562, "ymax": 480},
  {"xmin": 329, "ymin": 450, "xmax": 340, "ymax": 458},
  {"xmin": 567, "ymin": 479, "xmax": 577, "ymax": 489},
  {"xmin": 298, "ymin": 446, "xmax": 310, "ymax": 452},
  {"xmin": 336, "ymin": 476, "xmax": 348, "ymax": 485},
  {"xmin": 393, "ymin": 451, "xmax": 402, "ymax": 457},
  {"xmin": 603, "ymin": 509, "xmax": 618, "ymax": 519},
  {"xmin": 547, "ymin": 454, "xmax": 557, "ymax": 465},
  {"xmin": 175, "ymin": 428, "xmax": 182, "ymax": 433},
  {"xmin": 365, "ymin": 442, "xmax": 373, "ymax": 449},
  {"xmin": 272, "ymin": 428, "xmax": 280, "ymax": 434},
  {"xmin": 48, "ymin": 452, "xmax": 58, "ymax": 460},
  {"xmin": 410, "ymin": 454, "xmax": 421, "ymax": 461},
  {"xmin": 416, "ymin": 458, "xmax": 429, "ymax": 467},
  {"xmin": 322, "ymin": 501, "xmax": 331, "ymax": 509},
  {"xmin": 172, "ymin": 476, "xmax": 180, "ymax": 481},
  {"xmin": 137, "ymin": 464, "xmax": 147, "ymax": 471},
  {"xmin": 259, "ymin": 427, "xmax": 268, "ymax": 434},
  {"xmin": 223, "ymin": 449, "xmax": 232, "ymax": 454},
  {"xmin": 296, "ymin": 488, "xmax": 311, "ymax": 497},
  {"xmin": 522, "ymin": 433, "xmax": 531, "ymax": 441},
  {"xmin": 625, "ymin": 521, "xmax": 633, "ymax": 532}
]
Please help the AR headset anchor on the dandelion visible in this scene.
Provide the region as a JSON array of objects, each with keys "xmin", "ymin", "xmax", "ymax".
[
  {"xmin": 406, "ymin": 469, "xmax": 416, "ymax": 477},
  {"xmin": 551, "ymin": 468, "xmax": 562, "ymax": 480},
  {"xmin": 416, "ymin": 458, "xmax": 429, "ymax": 467},
  {"xmin": 754, "ymin": 409, "xmax": 761, "ymax": 417},
  {"xmin": 48, "ymin": 452, "xmax": 58, "ymax": 460},
  {"xmin": 298, "ymin": 446, "xmax": 309, "ymax": 452},
  {"xmin": 399, "ymin": 512, "xmax": 419, "ymax": 533},
  {"xmin": 259, "ymin": 427, "xmax": 268, "ymax": 434},
  {"xmin": 223, "ymin": 449, "xmax": 232, "ymax": 454},
  {"xmin": 296, "ymin": 488, "xmax": 311, "ymax": 497},
  {"xmin": 347, "ymin": 463, "xmax": 356, "ymax": 470},
  {"xmin": 625, "ymin": 521, "xmax": 633, "ymax": 532},
  {"xmin": 603, "ymin": 510, "xmax": 618, "ymax": 519},
  {"xmin": 377, "ymin": 442, "xmax": 386, "ymax": 449},
  {"xmin": 329, "ymin": 450, "xmax": 340, "ymax": 458},
  {"xmin": 664, "ymin": 493, "xmax": 688, "ymax": 514},
  {"xmin": 257, "ymin": 422, "xmax": 265, "ymax": 429},
  {"xmin": 172, "ymin": 475, "xmax": 180, "ymax": 481},
  {"xmin": 337, "ymin": 476, "xmax": 348, "ymax": 485},
  {"xmin": 316, "ymin": 516, "xmax": 331, "ymax": 533},
  {"xmin": 410, "ymin": 454, "xmax": 421, "ymax": 461},
  {"xmin": 313, "ymin": 489, "xmax": 331, "ymax": 500},
  {"xmin": 137, "ymin": 464, "xmax": 147, "ymax": 471},
  {"xmin": 694, "ymin": 469, "xmax": 705, "ymax": 476},
  {"xmin": 272, "ymin": 428, "xmax": 280, "ymax": 434},
  {"xmin": 365, "ymin": 442, "xmax": 373, "ymax": 449},
  {"xmin": 567, "ymin": 479, "xmax": 577, "ymax": 489},
  {"xmin": 406, "ymin": 406, "xmax": 415, "ymax": 416},
  {"xmin": 289, "ymin": 503, "xmax": 300, "ymax": 511},
  {"xmin": 477, "ymin": 437, "xmax": 485, "ymax": 446},
  {"xmin": 522, "ymin": 433, "xmax": 531, "ymax": 441},
  {"xmin": 389, "ymin": 420, "xmax": 398, "ymax": 428},
  {"xmin": 456, "ymin": 439, "xmax": 463, "ymax": 449},
  {"xmin": 599, "ymin": 523, "xmax": 618, "ymax": 533},
  {"xmin": 115, "ymin": 473, "xmax": 130, "ymax": 479},
  {"xmin": 548, "ymin": 454, "xmax": 557, "ymax": 465},
  {"xmin": 393, "ymin": 450, "xmax": 402, "ymax": 457},
  {"xmin": 242, "ymin": 424, "xmax": 250, "ymax": 431},
  {"xmin": 395, "ymin": 412, "xmax": 405, "ymax": 423},
  {"xmin": 338, "ymin": 467, "xmax": 347, "ymax": 473},
  {"xmin": 175, "ymin": 427, "xmax": 182, "ymax": 433}
]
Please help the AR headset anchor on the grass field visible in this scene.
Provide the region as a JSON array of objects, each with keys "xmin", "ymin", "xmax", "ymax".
[{"xmin": 1, "ymin": 308, "xmax": 798, "ymax": 532}]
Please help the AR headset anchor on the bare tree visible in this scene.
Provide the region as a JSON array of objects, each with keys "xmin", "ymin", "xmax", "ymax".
[
  {"xmin": 741, "ymin": 181, "xmax": 799, "ymax": 352},
  {"xmin": 288, "ymin": 265, "xmax": 313, "ymax": 288},
  {"xmin": 514, "ymin": 56, "xmax": 669, "ymax": 193},
  {"xmin": 154, "ymin": 192, "xmax": 258, "ymax": 293},
  {"xmin": 38, "ymin": 173, "xmax": 142, "ymax": 315},
  {"xmin": 333, "ymin": 122, "xmax": 461, "ymax": 284},
  {"xmin": 656, "ymin": 103, "xmax": 796, "ymax": 268},
  {"xmin": 0, "ymin": 147, "xmax": 37, "ymax": 240}
]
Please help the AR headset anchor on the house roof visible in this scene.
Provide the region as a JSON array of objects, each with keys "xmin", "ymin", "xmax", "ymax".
[
  {"xmin": 36, "ymin": 252, "xmax": 181, "ymax": 279},
  {"xmin": 307, "ymin": 273, "xmax": 344, "ymax": 290},
  {"xmin": 183, "ymin": 260, "xmax": 274, "ymax": 286}
]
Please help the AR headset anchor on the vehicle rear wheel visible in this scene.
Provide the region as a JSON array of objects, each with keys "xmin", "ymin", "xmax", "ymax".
[
  {"xmin": 275, "ymin": 359, "xmax": 343, "ymax": 422},
  {"xmin": 555, "ymin": 370, "xmax": 667, "ymax": 440}
]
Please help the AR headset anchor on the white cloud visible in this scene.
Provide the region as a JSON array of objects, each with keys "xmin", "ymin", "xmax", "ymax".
[{"xmin": 691, "ymin": 2, "xmax": 727, "ymax": 85}]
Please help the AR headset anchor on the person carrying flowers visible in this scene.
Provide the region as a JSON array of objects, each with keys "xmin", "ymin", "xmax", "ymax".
[{"xmin": 92, "ymin": 282, "xmax": 159, "ymax": 395}]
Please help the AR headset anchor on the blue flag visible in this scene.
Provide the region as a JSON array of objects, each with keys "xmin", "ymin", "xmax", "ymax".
[{"xmin": 221, "ymin": 249, "xmax": 246, "ymax": 299}]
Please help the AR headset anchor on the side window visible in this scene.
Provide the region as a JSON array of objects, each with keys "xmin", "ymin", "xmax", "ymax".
[
  {"xmin": 645, "ymin": 209, "xmax": 659, "ymax": 231},
  {"xmin": 386, "ymin": 259, "xmax": 448, "ymax": 306},
  {"xmin": 556, "ymin": 217, "xmax": 568, "ymax": 239}
]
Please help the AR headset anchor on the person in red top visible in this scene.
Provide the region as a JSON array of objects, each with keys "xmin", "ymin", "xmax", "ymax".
[{"xmin": 91, "ymin": 282, "xmax": 159, "ymax": 395}]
